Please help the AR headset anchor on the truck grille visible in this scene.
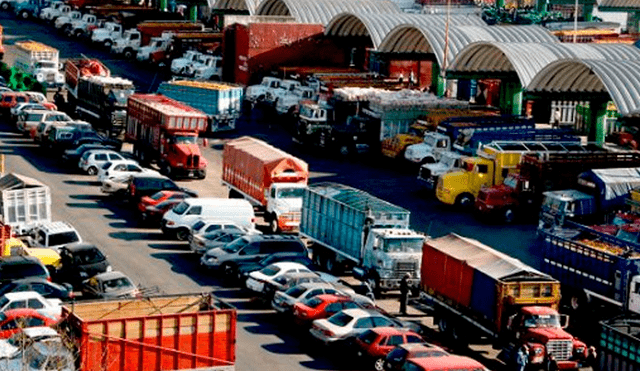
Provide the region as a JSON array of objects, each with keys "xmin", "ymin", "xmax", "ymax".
[
  {"xmin": 46, "ymin": 73, "xmax": 55, "ymax": 82},
  {"xmin": 547, "ymin": 340, "xmax": 572, "ymax": 361},
  {"xmin": 395, "ymin": 261, "xmax": 418, "ymax": 278},
  {"xmin": 186, "ymin": 155, "xmax": 200, "ymax": 168}
]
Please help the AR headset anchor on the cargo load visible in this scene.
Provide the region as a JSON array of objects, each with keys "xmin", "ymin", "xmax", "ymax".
[{"xmin": 0, "ymin": 173, "xmax": 51, "ymax": 235}]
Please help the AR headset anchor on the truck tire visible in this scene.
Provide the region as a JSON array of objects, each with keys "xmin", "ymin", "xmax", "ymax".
[
  {"xmin": 175, "ymin": 228, "xmax": 190, "ymax": 241},
  {"xmin": 123, "ymin": 49, "xmax": 134, "ymax": 59},
  {"xmin": 503, "ymin": 208, "xmax": 515, "ymax": 223},
  {"xmin": 323, "ymin": 252, "xmax": 336, "ymax": 273},
  {"xmin": 455, "ymin": 193, "xmax": 474, "ymax": 209},
  {"xmin": 20, "ymin": 10, "xmax": 29, "ymax": 19},
  {"xmin": 103, "ymin": 39, "xmax": 113, "ymax": 48},
  {"xmin": 365, "ymin": 274, "xmax": 381, "ymax": 299},
  {"xmin": 268, "ymin": 213, "xmax": 280, "ymax": 234},
  {"xmin": 0, "ymin": 2, "xmax": 9, "ymax": 10}
]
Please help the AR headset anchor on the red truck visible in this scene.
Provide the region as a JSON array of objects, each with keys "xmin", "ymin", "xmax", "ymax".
[
  {"xmin": 474, "ymin": 149, "xmax": 640, "ymax": 223},
  {"xmin": 420, "ymin": 233, "xmax": 588, "ymax": 369},
  {"xmin": 125, "ymin": 94, "xmax": 208, "ymax": 179},
  {"xmin": 222, "ymin": 136, "xmax": 308, "ymax": 233},
  {"xmin": 60, "ymin": 293, "xmax": 236, "ymax": 371}
]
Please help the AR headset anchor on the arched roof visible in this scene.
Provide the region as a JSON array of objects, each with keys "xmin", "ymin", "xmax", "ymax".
[
  {"xmin": 255, "ymin": 0, "xmax": 401, "ymax": 25},
  {"xmin": 325, "ymin": 12, "xmax": 485, "ymax": 49},
  {"xmin": 450, "ymin": 42, "xmax": 640, "ymax": 88},
  {"xmin": 378, "ymin": 24, "xmax": 557, "ymax": 68},
  {"xmin": 528, "ymin": 60, "xmax": 640, "ymax": 117},
  {"xmin": 211, "ymin": 0, "xmax": 260, "ymax": 14}
]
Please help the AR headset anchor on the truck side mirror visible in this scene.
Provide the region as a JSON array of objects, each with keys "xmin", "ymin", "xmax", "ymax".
[{"xmin": 560, "ymin": 314, "xmax": 569, "ymax": 328}]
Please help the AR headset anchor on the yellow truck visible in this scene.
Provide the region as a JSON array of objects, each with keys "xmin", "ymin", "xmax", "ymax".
[
  {"xmin": 2, "ymin": 237, "xmax": 61, "ymax": 272},
  {"xmin": 436, "ymin": 141, "xmax": 581, "ymax": 208}
]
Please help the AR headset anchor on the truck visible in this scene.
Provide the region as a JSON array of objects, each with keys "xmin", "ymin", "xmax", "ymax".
[
  {"xmin": 0, "ymin": 172, "xmax": 51, "ymax": 235},
  {"xmin": 59, "ymin": 293, "xmax": 236, "ymax": 371},
  {"xmin": 112, "ymin": 21, "xmax": 204, "ymax": 59},
  {"xmin": 476, "ymin": 149, "xmax": 640, "ymax": 224},
  {"xmin": 89, "ymin": 21, "xmax": 123, "ymax": 48},
  {"xmin": 13, "ymin": 40, "xmax": 64, "ymax": 88},
  {"xmin": 275, "ymin": 86, "xmax": 317, "ymax": 116},
  {"xmin": 151, "ymin": 31, "xmax": 223, "ymax": 67},
  {"xmin": 13, "ymin": 0, "xmax": 50, "ymax": 20},
  {"xmin": 600, "ymin": 315, "xmax": 640, "ymax": 371},
  {"xmin": 420, "ymin": 233, "xmax": 588, "ymax": 368},
  {"xmin": 539, "ymin": 167, "xmax": 640, "ymax": 228},
  {"xmin": 300, "ymin": 182, "xmax": 425, "ymax": 296},
  {"xmin": 157, "ymin": 80, "xmax": 243, "ymax": 133},
  {"xmin": 222, "ymin": 136, "xmax": 308, "ymax": 233},
  {"xmin": 125, "ymin": 94, "xmax": 208, "ymax": 179},
  {"xmin": 67, "ymin": 13, "xmax": 98, "ymax": 38},
  {"xmin": 436, "ymin": 141, "xmax": 592, "ymax": 209},
  {"xmin": 136, "ymin": 33, "xmax": 172, "ymax": 64},
  {"xmin": 417, "ymin": 150, "xmax": 466, "ymax": 191},
  {"xmin": 244, "ymin": 77, "xmax": 282, "ymax": 108}
]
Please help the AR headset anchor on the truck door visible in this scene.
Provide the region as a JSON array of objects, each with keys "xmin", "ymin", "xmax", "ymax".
[
  {"xmin": 628, "ymin": 275, "xmax": 640, "ymax": 314},
  {"xmin": 473, "ymin": 163, "xmax": 492, "ymax": 190}
]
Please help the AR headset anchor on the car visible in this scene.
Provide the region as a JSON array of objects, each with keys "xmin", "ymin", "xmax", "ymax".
[
  {"xmin": 96, "ymin": 160, "xmax": 158, "ymax": 182},
  {"xmin": 353, "ymin": 327, "xmax": 425, "ymax": 371},
  {"xmin": 26, "ymin": 221, "xmax": 82, "ymax": 253},
  {"xmin": 0, "ymin": 92, "xmax": 29, "ymax": 116},
  {"xmin": 0, "ymin": 279, "xmax": 73, "ymax": 301},
  {"xmin": 0, "ymin": 326, "xmax": 61, "ymax": 359},
  {"xmin": 80, "ymin": 271, "xmax": 139, "ymax": 299},
  {"xmin": 271, "ymin": 282, "xmax": 344, "ymax": 315},
  {"xmin": 259, "ymin": 270, "xmax": 346, "ymax": 295},
  {"xmin": 293, "ymin": 293, "xmax": 376, "ymax": 327},
  {"xmin": 33, "ymin": 121, "xmax": 66, "ymax": 144},
  {"xmin": 4, "ymin": 340, "xmax": 75, "ymax": 371},
  {"xmin": 57, "ymin": 243, "xmax": 112, "ymax": 288},
  {"xmin": 383, "ymin": 343, "xmax": 449, "ymax": 371},
  {"xmin": 0, "ymin": 309, "xmax": 60, "ymax": 340},
  {"xmin": 0, "ymin": 257, "xmax": 51, "ymax": 284},
  {"xmin": 23, "ymin": 92, "xmax": 55, "ymax": 110},
  {"xmin": 78, "ymin": 149, "xmax": 127, "ymax": 175},
  {"xmin": 16, "ymin": 110, "xmax": 71, "ymax": 136},
  {"xmin": 139, "ymin": 198, "xmax": 184, "ymax": 226},
  {"xmin": 9, "ymin": 103, "xmax": 49, "ymax": 123},
  {"xmin": 191, "ymin": 229, "xmax": 261, "ymax": 256},
  {"xmin": 137, "ymin": 190, "xmax": 192, "ymax": 214},
  {"xmin": 100, "ymin": 174, "xmax": 132, "ymax": 196},
  {"xmin": 188, "ymin": 219, "xmax": 246, "ymax": 242},
  {"xmin": 401, "ymin": 355, "xmax": 490, "ymax": 371},
  {"xmin": 309, "ymin": 308, "xmax": 401, "ymax": 346},
  {"xmin": 61, "ymin": 143, "xmax": 110, "ymax": 164},
  {"xmin": 3, "ymin": 237, "xmax": 61, "ymax": 273},
  {"xmin": 0, "ymin": 292, "xmax": 62, "ymax": 319},
  {"xmin": 245, "ymin": 262, "xmax": 313, "ymax": 297},
  {"xmin": 127, "ymin": 175, "xmax": 197, "ymax": 203}
]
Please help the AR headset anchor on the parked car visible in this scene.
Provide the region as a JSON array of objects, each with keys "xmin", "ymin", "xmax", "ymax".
[
  {"xmin": 0, "ymin": 326, "xmax": 61, "ymax": 359},
  {"xmin": 0, "ymin": 309, "xmax": 59, "ymax": 340},
  {"xmin": 271, "ymin": 282, "xmax": 344, "ymax": 315},
  {"xmin": 383, "ymin": 343, "xmax": 449, "ymax": 371},
  {"xmin": 9, "ymin": 103, "xmax": 49, "ymax": 123},
  {"xmin": 25, "ymin": 221, "xmax": 82, "ymax": 253},
  {"xmin": 0, "ymin": 279, "xmax": 73, "ymax": 301},
  {"xmin": 401, "ymin": 355, "xmax": 490, "ymax": 371},
  {"xmin": 78, "ymin": 149, "xmax": 127, "ymax": 175},
  {"xmin": 33, "ymin": 121, "xmax": 66, "ymax": 145},
  {"xmin": 100, "ymin": 174, "xmax": 132, "ymax": 196},
  {"xmin": 61, "ymin": 143, "xmax": 110, "ymax": 165},
  {"xmin": 56, "ymin": 243, "xmax": 111, "ymax": 288},
  {"xmin": 309, "ymin": 308, "xmax": 401, "ymax": 346},
  {"xmin": 4, "ymin": 340, "xmax": 75, "ymax": 370},
  {"xmin": 0, "ymin": 92, "xmax": 29, "ymax": 116},
  {"xmin": 126, "ymin": 174, "xmax": 197, "ymax": 203},
  {"xmin": 16, "ymin": 110, "xmax": 71, "ymax": 136},
  {"xmin": 354, "ymin": 327, "xmax": 425, "ymax": 371},
  {"xmin": 3, "ymin": 238, "xmax": 61, "ymax": 273},
  {"xmin": 23, "ymin": 92, "xmax": 56, "ymax": 110},
  {"xmin": 80, "ymin": 271, "xmax": 139, "ymax": 299},
  {"xmin": 96, "ymin": 160, "xmax": 157, "ymax": 182},
  {"xmin": 188, "ymin": 219, "xmax": 248, "ymax": 242},
  {"xmin": 245, "ymin": 262, "xmax": 313, "ymax": 296},
  {"xmin": 293, "ymin": 293, "xmax": 376, "ymax": 327},
  {"xmin": 137, "ymin": 190, "xmax": 192, "ymax": 214},
  {"xmin": 0, "ymin": 292, "xmax": 62, "ymax": 318},
  {"xmin": 139, "ymin": 199, "xmax": 184, "ymax": 226},
  {"xmin": 260, "ymin": 270, "xmax": 344, "ymax": 295},
  {"xmin": 191, "ymin": 228, "xmax": 261, "ymax": 256},
  {"xmin": 0, "ymin": 257, "xmax": 51, "ymax": 284}
]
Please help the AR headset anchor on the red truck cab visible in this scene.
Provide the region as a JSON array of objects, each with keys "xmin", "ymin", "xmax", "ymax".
[{"xmin": 160, "ymin": 131, "xmax": 207, "ymax": 178}]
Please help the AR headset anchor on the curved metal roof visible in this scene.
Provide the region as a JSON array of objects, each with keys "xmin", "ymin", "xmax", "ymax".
[
  {"xmin": 451, "ymin": 42, "xmax": 640, "ymax": 87},
  {"xmin": 211, "ymin": 0, "xmax": 261, "ymax": 13},
  {"xmin": 255, "ymin": 0, "xmax": 401, "ymax": 25},
  {"xmin": 528, "ymin": 59, "xmax": 640, "ymax": 117},
  {"xmin": 378, "ymin": 24, "xmax": 557, "ymax": 67},
  {"xmin": 324, "ymin": 12, "xmax": 484, "ymax": 49}
]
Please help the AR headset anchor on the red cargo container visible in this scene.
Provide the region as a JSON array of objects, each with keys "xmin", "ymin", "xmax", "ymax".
[
  {"xmin": 421, "ymin": 238, "xmax": 474, "ymax": 308},
  {"xmin": 388, "ymin": 59, "xmax": 433, "ymax": 90},
  {"xmin": 61, "ymin": 294, "xmax": 236, "ymax": 371}
]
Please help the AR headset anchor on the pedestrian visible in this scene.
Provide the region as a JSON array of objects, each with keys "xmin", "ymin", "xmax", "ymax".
[
  {"xmin": 53, "ymin": 87, "xmax": 65, "ymax": 112},
  {"xmin": 586, "ymin": 346, "xmax": 597, "ymax": 368},
  {"xmin": 546, "ymin": 354, "xmax": 559, "ymax": 371},
  {"xmin": 399, "ymin": 272, "xmax": 410, "ymax": 315},
  {"xmin": 515, "ymin": 345, "xmax": 529, "ymax": 371},
  {"xmin": 552, "ymin": 107, "xmax": 562, "ymax": 128}
]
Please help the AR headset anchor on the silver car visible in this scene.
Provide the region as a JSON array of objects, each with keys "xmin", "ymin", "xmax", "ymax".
[
  {"xmin": 3, "ymin": 341, "xmax": 75, "ymax": 371},
  {"xmin": 189, "ymin": 229, "xmax": 249, "ymax": 255},
  {"xmin": 80, "ymin": 271, "xmax": 139, "ymax": 299},
  {"xmin": 271, "ymin": 282, "xmax": 343, "ymax": 315}
]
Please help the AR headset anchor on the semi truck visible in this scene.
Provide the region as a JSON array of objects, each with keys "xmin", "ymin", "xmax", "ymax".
[
  {"xmin": 539, "ymin": 167, "xmax": 640, "ymax": 228},
  {"xmin": 475, "ymin": 149, "xmax": 640, "ymax": 224},
  {"xmin": 0, "ymin": 173, "xmax": 51, "ymax": 235},
  {"xmin": 421, "ymin": 233, "xmax": 588, "ymax": 368},
  {"xmin": 157, "ymin": 80, "xmax": 243, "ymax": 133},
  {"xmin": 59, "ymin": 293, "xmax": 236, "ymax": 371},
  {"xmin": 13, "ymin": 40, "xmax": 64, "ymax": 88},
  {"xmin": 300, "ymin": 182, "xmax": 425, "ymax": 296},
  {"xmin": 222, "ymin": 136, "xmax": 308, "ymax": 233},
  {"xmin": 125, "ymin": 94, "xmax": 208, "ymax": 179}
]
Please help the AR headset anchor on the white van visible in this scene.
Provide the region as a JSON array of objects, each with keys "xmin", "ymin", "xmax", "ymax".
[{"xmin": 161, "ymin": 198, "xmax": 255, "ymax": 240}]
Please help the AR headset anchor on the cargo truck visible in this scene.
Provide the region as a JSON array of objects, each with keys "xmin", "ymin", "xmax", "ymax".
[
  {"xmin": 157, "ymin": 80, "xmax": 243, "ymax": 133},
  {"xmin": 59, "ymin": 293, "xmax": 236, "ymax": 371},
  {"xmin": 13, "ymin": 40, "xmax": 64, "ymax": 87},
  {"xmin": 600, "ymin": 315, "xmax": 640, "ymax": 371},
  {"xmin": 421, "ymin": 233, "xmax": 588, "ymax": 368},
  {"xmin": 0, "ymin": 173, "xmax": 50, "ymax": 235},
  {"xmin": 476, "ymin": 149, "xmax": 640, "ymax": 224},
  {"xmin": 300, "ymin": 182, "xmax": 425, "ymax": 296},
  {"xmin": 125, "ymin": 94, "xmax": 208, "ymax": 179},
  {"xmin": 436, "ymin": 141, "xmax": 593, "ymax": 208},
  {"xmin": 111, "ymin": 21, "xmax": 204, "ymax": 59},
  {"xmin": 417, "ymin": 150, "xmax": 466, "ymax": 191},
  {"xmin": 151, "ymin": 31, "xmax": 223, "ymax": 67},
  {"xmin": 222, "ymin": 136, "xmax": 308, "ymax": 233},
  {"xmin": 539, "ymin": 167, "xmax": 640, "ymax": 228},
  {"xmin": 14, "ymin": 0, "xmax": 50, "ymax": 20}
]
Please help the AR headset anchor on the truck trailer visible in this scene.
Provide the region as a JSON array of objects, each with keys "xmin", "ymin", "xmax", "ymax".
[
  {"xmin": 222, "ymin": 136, "xmax": 308, "ymax": 233},
  {"xmin": 300, "ymin": 182, "xmax": 425, "ymax": 295},
  {"xmin": 125, "ymin": 94, "xmax": 208, "ymax": 179},
  {"xmin": 0, "ymin": 172, "xmax": 51, "ymax": 235}
]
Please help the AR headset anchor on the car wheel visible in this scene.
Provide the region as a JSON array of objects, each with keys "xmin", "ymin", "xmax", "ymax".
[
  {"xmin": 104, "ymin": 39, "xmax": 112, "ymax": 48},
  {"xmin": 175, "ymin": 228, "xmax": 190, "ymax": 241},
  {"xmin": 87, "ymin": 166, "xmax": 98, "ymax": 175},
  {"xmin": 373, "ymin": 357, "xmax": 386, "ymax": 371},
  {"xmin": 503, "ymin": 208, "xmax": 515, "ymax": 223}
]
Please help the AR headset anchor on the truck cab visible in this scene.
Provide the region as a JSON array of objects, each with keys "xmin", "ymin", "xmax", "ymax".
[
  {"xmin": 192, "ymin": 55, "xmax": 223, "ymax": 80},
  {"xmin": 69, "ymin": 14, "xmax": 97, "ymax": 38},
  {"xmin": 111, "ymin": 29, "xmax": 141, "ymax": 59},
  {"xmin": 538, "ymin": 190, "xmax": 595, "ymax": 228},
  {"xmin": 437, "ymin": 156, "xmax": 497, "ymax": 208},
  {"xmin": 404, "ymin": 132, "xmax": 451, "ymax": 165},
  {"xmin": 418, "ymin": 150, "xmax": 464, "ymax": 191},
  {"xmin": 136, "ymin": 36, "xmax": 172, "ymax": 63},
  {"xmin": 54, "ymin": 10, "xmax": 81, "ymax": 31},
  {"xmin": 266, "ymin": 183, "xmax": 306, "ymax": 233},
  {"xmin": 275, "ymin": 86, "xmax": 317, "ymax": 116},
  {"xmin": 14, "ymin": 0, "xmax": 50, "ymax": 19},
  {"xmin": 159, "ymin": 132, "xmax": 207, "ymax": 179},
  {"xmin": 170, "ymin": 50, "xmax": 203, "ymax": 75},
  {"xmin": 327, "ymin": 115, "xmax": 378, "ymax": 156},
  {"xmin": 264, "ymin": 79, "xmax": 302, "ymax": 107},
  {"xmin": 295, "ymin": 100, "xmax": 331, "ymax": 144},
  {"xmin": 245, "ymin": 77, "xmax": 282, "ymax": 105},
  {"xmin": 91, "ymin": 22, "xmax": 122, "ymax": 48},
  {"xmin": 380, "ymin": 121, "xmax": 431, "ymax": 159},
  {"xmin": 38, "ymin": 0, "xmax": 61, "ymax": 20}
]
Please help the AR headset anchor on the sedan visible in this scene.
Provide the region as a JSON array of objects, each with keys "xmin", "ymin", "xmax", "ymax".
[
  {"xmin": 0, "ymin": 292, "xmax": 62, "ymax": 319},
  {"xmin": 0, "ymin": 326, "xmax": 61, "ymax": 359},
  {"xmin": 0, "ymin": 279, "xmax": 73, "ymax": 301},
  {"xmin": 353, "ymin": 327, "xmax": 425, "ymax": 371},
  {"xmin": 139, "ymin": 199, "xmax": 184, "ymax": 226},
  {"xmin": 81, "ymin": 271, "xmax": 139, "ymax": 299},
  {"xmin": 100, "ymin": 174, "xmax": 132, "ymax": 196},
  {"xmin": 383, "ymin": 343, "xmax": 449, "ymax": 371},
  {"xmin": 9, "ymin": 103, "xmax": 49, "ymax": 123},
  {"xmin": 190, "ymin": 229, "xmax": 250, "ymax": 256},
  {"xmin": 0, "ymin": 309, "xmax": 59, "ymax": 340},
  {"xmin": 293, "ymin": 294, "xmax": 374, "ymax": 327},
  {"xmin": 271, "ymin": 282, "xmax": 343, "ymax": 315},
  {"xmin": 245, "ymin": 262, "xmax": 312, "ymax": 298},
  {"xmin": 309, "ymin": 308, "xmax": 399, "ymax": 345},
  {"xmin": 97, "ymin": 160, "xmax": 159, "ymax": 182},
  {"xmin": 137, "ymin": 190, "xmax": 191, "ymax": 214}
]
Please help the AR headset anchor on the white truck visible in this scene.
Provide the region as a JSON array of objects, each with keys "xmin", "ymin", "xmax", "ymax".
[
  {"xmin": 136, "ymin": 34, "xmax": 172, "ymax": 63},
  {"xmin": 111, "ymin": 29, "xmax": 141, "ymax": 59},
  {"xmin": 54, "ymin": 10, "xmax": 81, "ymax": 31},
  {"xmin": 40, "ymin": 1, "xmax": 69, "ymax": 22},
  {"xmin": 264, "ymin": 79, "xmax": 302, "ymax": 107},
  {"xmin": 170, "ymin": 50, "xmax": 203, "ymax": 75},
  {"xmin": 417, "ymin": 150, "xmax": 464, "ymax": 191},
  {"xmin": 403, "ymin": 132, "xmax": 452, "ymax": 165},
  {"xmin": 244, "ymin": 76, "xmax": 281, "ymax": 107},
  {"xmin": 90, "ymin": 22, "xmax": 123, "ymax": 48},
  {"xmin": 191, "ymin": 55, "xmax": 223, "ymax": 80},
  {"xmin": 275, "ymin": 86, "xmax": 317, "ymax": 115},
  {"xmin": 13, "ymin": 40, "xmax": 64, "ymax": 87},
  {"xmin": 68, "ymin": 13, "xmax": 98, "ymax": 38},
  {"xmin": 0, "ymin": 173, "xmax": 51, "ymax": 235}
]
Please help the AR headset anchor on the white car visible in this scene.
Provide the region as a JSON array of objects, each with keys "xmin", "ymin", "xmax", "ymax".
[
  {"xmin": 271, "ymin": 282, "xmax": 343, "ymax": 315},
  {"xmin": 0, "ymin": 292, "xmax": 62, "ymax": 319},
  {"xmin": 10, "ymin": 103, "xmax": 48, "ymax": 122},
  {"xmin": 309, "ymin": 308, "xmax": 398, "ymax": 345},
  {"xmin": 96, "ymin": 160, "xmax": 158, "ymax": 182},
  {"xmin": 246, "ymin": 262, "xmax": 312, "ymax": 294},
  {"xmin": 78, "ymin": 149, "xmax": 126, "ymax": 175},
  {"xmin": 100, "ymin": 174, "xmax": 131, "ymax": 195},
  {"xmin": 0, "ymin": 326, "xmax": 61, "ymax": 359}
]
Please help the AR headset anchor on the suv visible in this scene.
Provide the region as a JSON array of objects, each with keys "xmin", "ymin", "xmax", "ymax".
[
  {"xmin": 0, "ymin": 256, "xmax": 50, "ymax": 283},
  {"xmin": 200, "ymin": 235, "xmax": 308, "ymax": 278},
  {"xmin": 57, "ymin": 243, "xmax": 111, "ymax": 288},
  {"xmin": 26, "ymin": 221, "xmax": 82, "ymax": 253},
  {"xmin": 127, "ymin": 175, "xmax": 196, "ymax": 203}
]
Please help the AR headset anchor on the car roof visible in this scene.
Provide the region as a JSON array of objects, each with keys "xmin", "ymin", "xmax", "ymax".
[
  {"xmin": 3, "ymin": 291, "xmax": 45, "ymax": 300},
  {"xmin": 1, "ymin": 308, "xmax": 49, "ymax": 318},
  {"xmin": 408, "ymin": 355, "xmax": 485, "ymax": 369},
  {"xmin": 339, "ymin": 308, "xmax": 379, "ymax": 318},
  {"xmin": 268, "ymin": 262, "xmax": 310, "ymax": 270},
  {"xmin": 94, "ymin": 271, "xmax": 128, "ymax": 281},
  {"xmin": 35, "ymin": 221, "xmax": 76, "ymax": 234},
  {"xmin": 281, "ymin": 271, "xmax": 320, "ymax": 280},
  {"xmin": 397, "ymin": 342, "xmax": 446, "ymax": 353},
  {"xmin": 0, "ymin": 256, "xmax": 42, "ymax": 265},
  {"xmin": 369, "ymin": 326, "xmax": 416, "ymax": 336},
  {"xmin": 61, "ymin": 242, "xmax": 99, "ymax": 253},
  {"xmin": 290, "ymin": 282, "xmax": 335, "ymax": 291}
]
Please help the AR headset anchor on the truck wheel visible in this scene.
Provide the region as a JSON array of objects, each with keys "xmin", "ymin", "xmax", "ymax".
[
  {"xmin": 324, "ymin": 253, "xmax": 335, "ymax": 273},
  {"xmin": 269, "ymin": 214, "xmax": 280, "ymax": 234},
  {"xmin": 503, "ymin": 208, "xmax": 515, "ymax": 223},
  {"xmin": 339, "ymin": 145, "xmax": 350, "ymax": 156},
  {"xmin": 221, "ymin": 262, "xmax": 237, "ymax": 279},
  {"xmin": 455, "ymin": 193, "xmax": 474, "ymax": 209},
  {"xmin": 86, "ymin": 166, "xmax": 98, "ymax": 176},
  {"xmin": 365, "ymin": 275, "xmax": 381, "ymax": 299},
  {"xmin": 1, "ymin": 2, "xmax": 9, "ymax": 10},
  {"xmin": 175, "ymin": 228, "xmax": 190, "ymax": 241},
  {"xmin": 123, "ymin": 49, "xmax": 134, "ymax": 59},
  {"xmin": 20, "ymin": 10, "xmax": 29, "ymax": 19},
  {"xmin": 74, "ymin": 29, "xmax": 83, "ymax": 38},
  {"xmin": 103, "ymin": 40, "xmax": 112, "ymax": 48}
]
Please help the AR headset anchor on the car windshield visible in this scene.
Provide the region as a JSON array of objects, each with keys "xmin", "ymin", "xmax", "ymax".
[
  {"xmin": 382, "ymin": 238, "xmax": 423, "ymax": 253},
  {"xmin": 260, "ymin": 265, "xmax": 281, "ymax": 277},
  {"xmin": 155, "ymin": 200, "xmax": 176, "ymax": 210},
  {"xmin": 222, "ymin": 237, "xmax": 249, "ymax": 253},
  {"xmin": 35, "ymin": 61, "xmax": 56, "ymax": 69},
  {"xmin": 328, "ymin": 312, "xmax": 353, "ymax": 327},
  {"xmin": 74, "ymin": 248, "xmax": 106, "ymax": 265},
  {"xmin": 277, "ymin": 188, "xmax": 305, "ymax": 199},
  {"xmin": 102, "ymin": 277, "xmax": 134, "ymax": 292},
  {"xmin": 284, "ymin": 285, "xmax": 307, "ymax": 299},
  {"xmin": 173, "ymin": 135, "xmax": 197, "ymax": 144},
  {"xmin": 49, "ymin": 231, "xmax": 80, "ymax": 246},
  {"xmin": 172, "ymin": 202, "xmax": 189, "ymax": 215}
]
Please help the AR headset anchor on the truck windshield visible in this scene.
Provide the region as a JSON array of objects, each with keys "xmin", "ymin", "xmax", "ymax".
[
  {"xmin": 503, "ymin": 175, "xmax": 518, "ymax": 188},
  {"xmin": 277, "ymin": 188, "xmax": 305, "ymax": 199},
  {"xmin": 523, "ymin": 314, "xmax": 560, "ymax": 328},
  {"xmin": 382, "ymin": 238, "xmax": 423, "ymax": 253},
  {"xmin": 173, "ymin": 135, "xmax": 197, "ymax": 144},
  {"xmin": 35, "ymin": 61, "xmax": 56, "ymax": 69},
  {"xmin": 542, "ymin": 197, "xmax": 569, "ymax": 213}
]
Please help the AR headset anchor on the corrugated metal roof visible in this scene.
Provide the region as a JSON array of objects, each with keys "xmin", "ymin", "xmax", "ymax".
[
  {"xmin": 428, "ymin": 233, "xmax": 551, "ymax": 281},
  {"xmin": 451, "ymin": 42, "xmax": 640, "ymax": 88},
  {"xmin": 0, "ymin": 173, "xmax": 45, "ymax": 191},
  {"xmin": 211, "ymin": 0, "xmax": 261, "ymax": 13},
  {"xmin": 598, "ymin": 0, "xmax": 640, "ymax": 9},
  {"xmin": 589, "ymin": 167, "xmax": 640, "ymax": 201},
  {"xmin": 308, "ymin": 182, "xmax": 408, "ymax": 214},
  {"xmin": 255, "ymin": 0, "xmax": 401, "ymax": 25},
  {"xmin": 324, "ymin": 12, "xmax": 484, "ymax": 49},
  {"xmin": 378, "ymin": 24, "xmax": 557, "ymax": 68},
  {"xmin": 527, "ymin": 59, "xmax": 640, "ymax": 117}
]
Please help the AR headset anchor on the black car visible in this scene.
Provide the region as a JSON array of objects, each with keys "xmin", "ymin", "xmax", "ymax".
[
  {"xmin": 56, "ymin": 243, "xmax": 111, "ymax": 288},
  {"xmin": 127, "ymin": 174, "xmax": 197, "ymax": 203},
  {"xmin": 62, "ymin": 143, "xmax": 110, "ymax": 164},
  {"xmin": 237, "ymin": 252, "xmax": 314, "ymax": 284},
  {"xmin": 0, "ymin": 256, "xmax": 50, "ymax": 283},
  {"xmin": 0, "ymin": 278, "xmax": 74, "ymax": 301}
]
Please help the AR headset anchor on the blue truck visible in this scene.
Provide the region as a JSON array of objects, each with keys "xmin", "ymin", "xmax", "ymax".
[{"xmin": 13, "ymin": 0, "xmax": 49, "ymax": 19}]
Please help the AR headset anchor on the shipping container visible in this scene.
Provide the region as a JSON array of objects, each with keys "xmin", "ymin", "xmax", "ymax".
[
  {"xmin": 0, "ymin": 173, "xmax": 51, "ymax": 235},
  {"xmin": 61, "ymin": 293, "xmax": 236, "ymax": 371}
]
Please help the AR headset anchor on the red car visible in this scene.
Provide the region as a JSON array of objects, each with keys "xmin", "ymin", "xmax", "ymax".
[
  {"xmin": 353, "ymin": 327, "xmax": 425, "ymax": 371},
  {"xmin": 293, "ymin": 294, "xmax": 373, "ymax": 326},
  {"xmin": 137, "ymin": 190, "xmax": 190, "ymax": 214},
  {"xmin": 0, "ymin": 308, "xmax": 59, "ymax": 339},
  {"xmin": 140, "ymin": 199, "xmax": 184, "ymax": 226}
]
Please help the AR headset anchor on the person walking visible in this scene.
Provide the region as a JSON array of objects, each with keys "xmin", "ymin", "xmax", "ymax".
[
  {"xmin": 53, "ymin": 88, "xmax": 65, "ymax": 112},
  {"xmin": 399, "ymin": 273, "xmax": 410, "ymax": 315},
  {"xmin": 515, "ymin": 345, "xmax": 529, "ymax": 371},
  {"xmin": 552, "ymin": 107, "xmax": 562, "ymax": 128}
]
